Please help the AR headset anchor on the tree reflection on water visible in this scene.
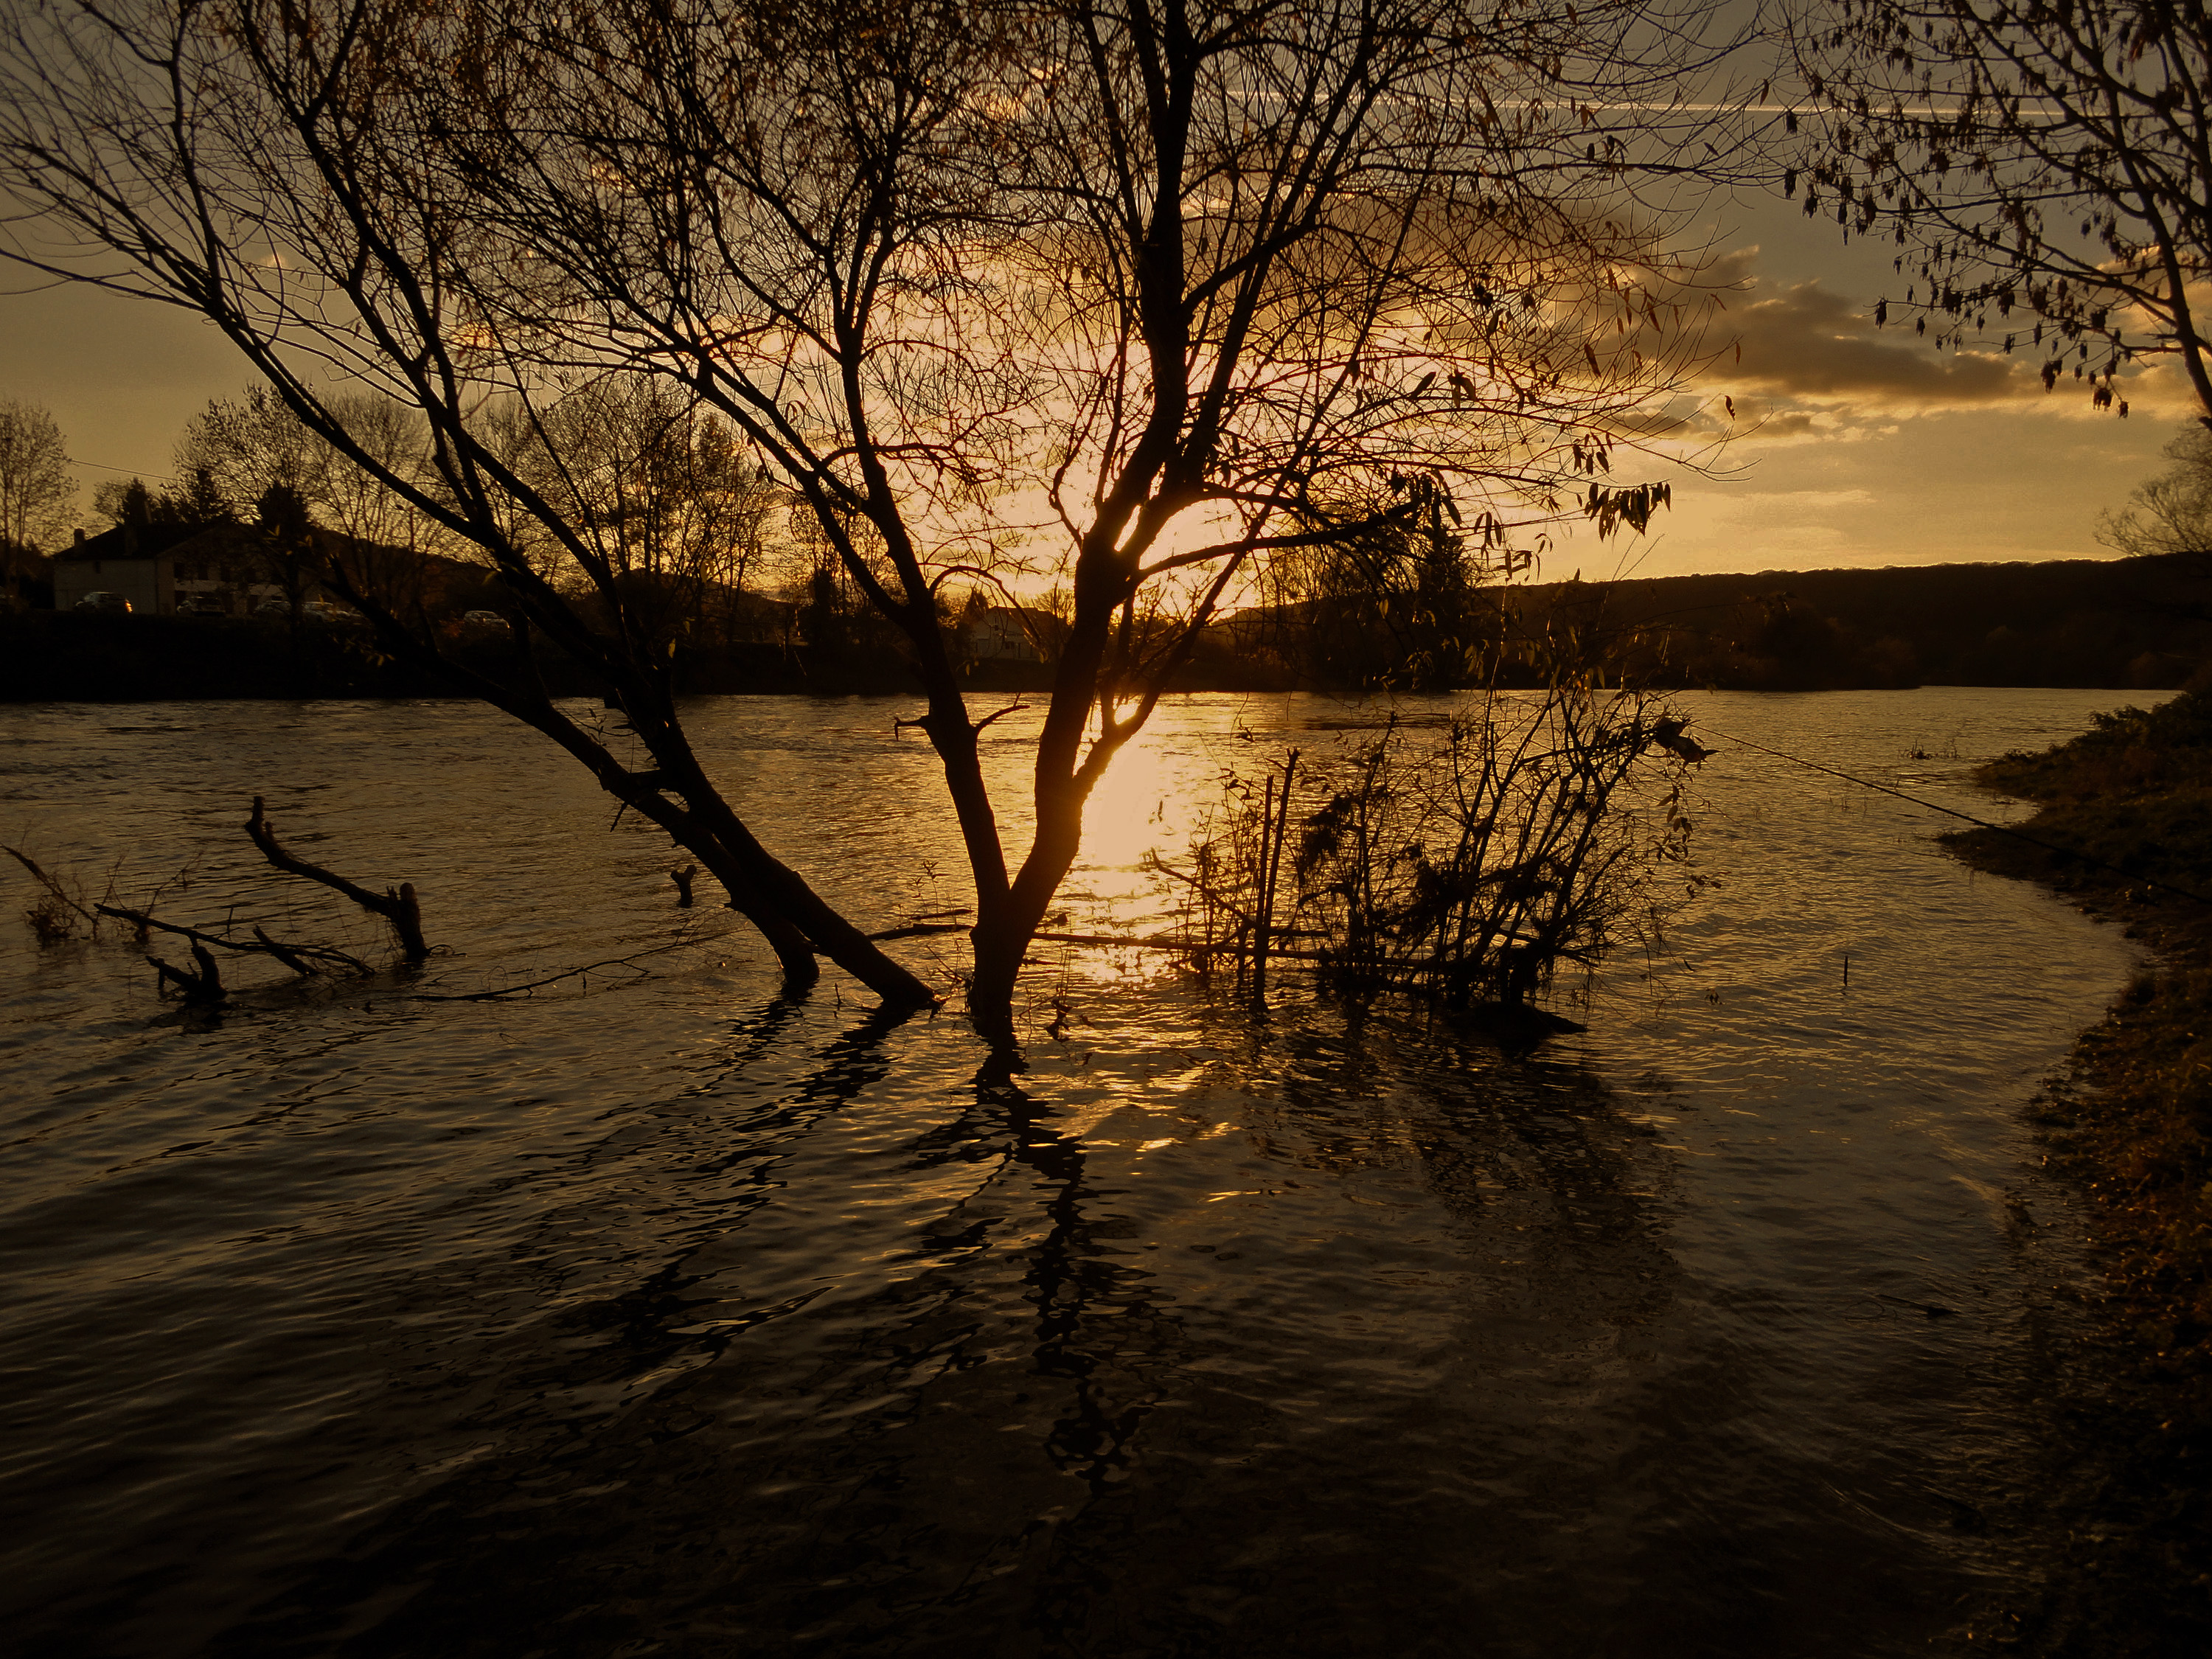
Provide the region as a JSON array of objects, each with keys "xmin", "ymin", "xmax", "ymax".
[{"xmin": 189, "ymin": 993, "xmax": 1740, "ymax": 1659}]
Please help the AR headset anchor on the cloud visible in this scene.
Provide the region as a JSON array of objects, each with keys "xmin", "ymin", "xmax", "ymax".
[
  {"xmin": 1706, "ymin": 488, "xmax": 1879, "ymax": 510},
  {"xmin": 1739, "ymin": 408, "xmax": 1817, "ymax": 440},
  {"xmin": 1711, "ymin": 265, "xmax": 2031, "ymax": 411}
]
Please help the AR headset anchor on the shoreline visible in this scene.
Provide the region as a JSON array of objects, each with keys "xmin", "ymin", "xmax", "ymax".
[
  {"xmin": 1940, "ymin": 686, "xmax": 2212, "ymax": 1652},
  {"xmin": 5, "ymin": 608, "xmax": 2199, "ymax": 703}
]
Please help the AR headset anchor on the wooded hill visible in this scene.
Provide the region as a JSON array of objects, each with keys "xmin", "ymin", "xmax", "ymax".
[
  {"xmin": 1499, "ymin": 552, "xmax": 2209, "ymax": 692},
  {"xmin": 7, "ymin": 552, "xmax": 2206, "ymax": 702}
]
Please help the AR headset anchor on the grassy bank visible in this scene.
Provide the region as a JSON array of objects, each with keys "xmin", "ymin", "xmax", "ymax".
[{"xmin": 1942, "ymin": 686, "xmax": 2212, "ymax": 1649}]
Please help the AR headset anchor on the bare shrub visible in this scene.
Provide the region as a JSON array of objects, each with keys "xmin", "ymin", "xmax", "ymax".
[
  {"xmin": 6, "ymin": 844, "xmax": 94, "ymax": 946},
  {"xmin": 24, "ymin": 891, "xmax": 80, "ymax": 945},
  {"xmin": 1158, "ymin": 691, "xmax": 1705, "ymax": 1009}
]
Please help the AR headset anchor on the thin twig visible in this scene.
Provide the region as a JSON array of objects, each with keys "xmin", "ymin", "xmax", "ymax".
[
  {"xmin": 1705, "ymin": 726, "xmax": 2212, "ymax": 905},
  {"xmin": 413, "ymin": 936, "xmax": 698, "ymax": 1001}
]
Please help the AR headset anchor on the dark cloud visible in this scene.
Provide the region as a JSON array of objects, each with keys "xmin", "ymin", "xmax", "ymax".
[{"xmin": 1715, "ymin": 274, "xmax": 2027, "ymax": 407}]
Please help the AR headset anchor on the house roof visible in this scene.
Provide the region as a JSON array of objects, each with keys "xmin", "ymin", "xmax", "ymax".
[
  {"xmin": 55, "ymin": 521, "xmax": 257, "ymax": 563},
  {"xmin": 55, "ymin": 521, "xmax": 428, "ymax": 572},
  {"xmin": 962, "ymin": 604, "xmax": 1059, "ymax": 628}
]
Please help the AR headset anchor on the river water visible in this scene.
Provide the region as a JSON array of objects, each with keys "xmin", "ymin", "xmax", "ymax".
[{"xmin": 0, "ymin": 688, "xmax": 2152, "ymax": 1657}]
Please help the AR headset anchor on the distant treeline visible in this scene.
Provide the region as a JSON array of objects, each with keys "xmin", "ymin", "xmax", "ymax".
[
  {"xmin": 1498, "ymin": 554, "xmax": 2210, "ymax": 692},
  {"xmin": 7, "ymin": 554, "xmax": 2206, "ymax": 702},
  {"xmin": 0, "ymin": 605, "xmax": 1087, "ymax": 703}
]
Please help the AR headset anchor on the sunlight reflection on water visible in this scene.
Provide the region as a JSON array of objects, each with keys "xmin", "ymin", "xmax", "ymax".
[{"xmin": 0, "ymin": 687, "xmax": 2156, "ymax": 1657}]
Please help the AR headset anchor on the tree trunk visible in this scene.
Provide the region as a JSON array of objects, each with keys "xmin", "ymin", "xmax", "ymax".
[
  {"xmin": 316, "ymin": 590, "xmax": 930, "ymax": 1008},
  {"xmin": 966, "ymin": 779, "xmax": 1091, "ymax": 1046},
  {"xmin": 611, "ymin": 687, "xmax": 937, "ymax": 1009}
]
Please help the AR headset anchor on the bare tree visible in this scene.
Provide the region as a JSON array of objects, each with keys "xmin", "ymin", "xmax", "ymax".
[
  {"xmin": 90, "ymin": 477, "xmax": 146, "ymax": 528},
  {"xmin": 506, "ymin": 377, "xmax": 785, "ymax": 648},
  {"xmin": 1789, "ymin": 0, "xmax": 2212, "ymax": 421},
  {"xmin": 305, "ymin": 394, "xmax": 451, "ymax": 617},
  {"xmin": 254, "ymin": 481, "xmax": 320, "ymax": 628},
  {"xmin": 181, "ymin": 385, "xmax": 458, "ymax": 616},
  {"xmin": 0, "ymin": 0, "xmax": 934, "ymax": 1007},
  {"xmin": 174, "ymin": 384, "xmax": 314, "ymax": 515},
  {"xmin": 0, "ymin": 0, "xmax": 1750, "ymax": 1038},
  {"xmin": 454, "ymin": 0, "xmax": 1752, "ymax": 1034},
  {"xmin": 2101, "ymin": 422, "xmax": 2212, "ymax": 559},
  {"xmin": 0, "ymin": 397, "xmax": 74, "ymax": 602}
]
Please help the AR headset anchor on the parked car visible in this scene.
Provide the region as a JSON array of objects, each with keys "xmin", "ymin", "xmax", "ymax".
[
  {"xmin": 303, "ymin": 600, "xmax": 365, "ymax": 626},
  {"xmin": 460, "ymin": 609, "xmax": 507, "ymax": 627},
  {"xmin": 72, "ymin": 591, "xmax": 131, "ymax": 614},
  {"xmin": 175, "ymin": 595, "xmax": 228, "ymax": 617},
  {"xmin": 251, "ymin": 597, "xmax": 292, "ymax": 618}
]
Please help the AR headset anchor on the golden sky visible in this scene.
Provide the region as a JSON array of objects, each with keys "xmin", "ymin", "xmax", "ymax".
[{"xmin": 0, "ymin": 183, "xmax": 2184, "ymax": 580}]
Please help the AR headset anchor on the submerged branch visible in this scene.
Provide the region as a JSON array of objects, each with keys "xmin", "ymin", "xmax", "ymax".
[
  {"xmin": 94, "ymin": 904, "xmax": 372, "ymax": 976},
  {"xmin": 246, "ymin": 797, "xmax": 429, "ymax": 960},
  {"xmin": 147, "ymin": 939, "xmax": 226, "ymax": 1006}
]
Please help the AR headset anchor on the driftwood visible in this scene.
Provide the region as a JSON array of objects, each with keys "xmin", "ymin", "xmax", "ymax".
[
  {"xmin": 14, "ymin": 813, "xmax": 408, "ymax": 1006},
  {"xmin": 866, "ymin": 907, "xmax": 973, "ymax": 943},
  {"xmin": 94, "ymin": 903, "xmax": 372, "ymax": 976},
  {"xmin": 246, "ymin": 796, "xmax": 428, "ymax": 961},
  {"xmin": 147, "ymin": 938, "xmax": 226, "ymax": 1005},
  {"xmin": 671, "ymin": 864, "xmax": 698, "ymax": 908},
  {"xmin": 251, "ymin": 926, "xmax": 319, "ymax": 976}
]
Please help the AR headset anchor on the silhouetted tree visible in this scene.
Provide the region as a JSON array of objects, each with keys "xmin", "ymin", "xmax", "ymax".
[
  {"xmin": 504, "ymin": 376, "xmax": 785, "ymax": 650},
  {"xmin": 2102, "ymin": 424, "xmax": 2212, "ymax": 560},
  {"xmin": 0, "ymin": 396, "xmax": 74, "ymax": 549},
  {"xmin": 255, "ymin": 481, "xmax": 319, "ymax": 627},
  {"xmin": 92, "ymin": 471, "xmax": 228, "ymax": 531},
  {"xmin": 1790, "ymin": 0, "xmax": 2212, "ymax": 420},
  {"xmin": 0, "ymin": 0, "xmax": 1758, "ymax": 1035},
  {"xmin": 171, "ymin": 464, "xmax": 233, "ymax": 529},
  {"xmin": 0, "ymin": 397, "xmax": 73, "ymax": 608}
]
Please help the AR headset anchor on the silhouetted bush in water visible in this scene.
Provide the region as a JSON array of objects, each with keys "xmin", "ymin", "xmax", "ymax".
[
  {"xmin": 1155, "ymin": 689, "xmax": 1705, "ymax": 1014},
  {"xmin": 7, "ymin": 844, "xmax": 92, "ymax": 945},
  {"xmin": 22, "ymin": 893, "xmax": 77, "ymax": 945},
  {"xmin": 4, "ymin": 843, "xmax": 142, "ymax": 947}
]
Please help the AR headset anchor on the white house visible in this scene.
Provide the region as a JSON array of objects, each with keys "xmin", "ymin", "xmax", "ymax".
[
  {"xmin": 961, "ymin": 605, "xmax": 1049, "ymax": 662},
  {"xmin": 51, "ymin": 521, "xmax": 341, "ymax": 616}
]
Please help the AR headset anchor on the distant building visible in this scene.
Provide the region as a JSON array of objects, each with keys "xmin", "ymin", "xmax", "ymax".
[
  {"xmin": 961, "ymin": 605, "xmax": 1060, "ymax": 662},
  {"xmin": 47, "ymin": 521, "xmax": 416, "ymax": 616},
  {"xmin": 49, "ymin": 521, "xmax": 268, "ymax": 615}
]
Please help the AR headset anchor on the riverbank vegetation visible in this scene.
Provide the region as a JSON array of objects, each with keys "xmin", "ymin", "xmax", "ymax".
[
  {"xmin": 1948, "ymin": 688, "xmax": 2212, "ymax": 1377},
  {"xmin": 1943, "ymin": 684, "xmax": 2212, "ymax": 1646},
  {"xmin": 1155, "ymin": 691, "xmax": 1705, "ymax": 1031}
]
